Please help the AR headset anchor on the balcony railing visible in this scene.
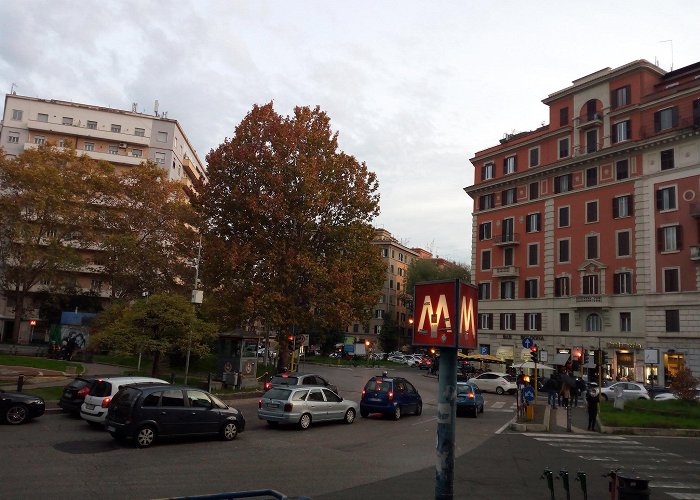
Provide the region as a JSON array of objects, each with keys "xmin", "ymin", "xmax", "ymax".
[
  {"xmin": 571, "ymin": 295, "xmax": 609, "ymax": 308},
  {"xmin": 575, "ymin": 113, "xmax": 603, "ymax": 129},
  {"xmin": 492, "ymin": 265, "xmax": 520, "ymax": 278},
  {"xmin": 494, "ymin": 233, "xmax": 520, "ymax": 246}
]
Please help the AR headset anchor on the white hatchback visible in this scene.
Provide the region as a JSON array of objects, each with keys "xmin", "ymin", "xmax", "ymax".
[
  {"xmin": 80, "ymin": 376, "xmax": 167, "ymax": 426},
  {"xmin": 467, "ymin": 372, "xmax": 517, "ymax": 395}
]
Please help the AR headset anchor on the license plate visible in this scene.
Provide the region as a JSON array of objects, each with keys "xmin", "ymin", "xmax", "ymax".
[
  {"xmin": 85, "ymin": 404, "xmax": 95, "ymax": 410},
  {"xmin": 368, "ymin": 398, "xmax": 381, "ymax": 402},
  {"xmin": 267, "ymin": 403, "xmax": 279, "ymax": 409},
  {"xmin": 106, "ymin": 426, "xmax": 115, "ymax": 432}
]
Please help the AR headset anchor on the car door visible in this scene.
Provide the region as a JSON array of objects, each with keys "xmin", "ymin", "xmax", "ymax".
[
  {"xmin": 474, "ymin": 374, "xmax": 493, "ymax": 393},
  {"xmin": 186, "ymin": 390, "xmax": 221, "ymax": 434},
  {"xmin": 402, "ymin": 380, "xmax": 419, "ymax": 412},
  {"xmin": 322, "ymin": 388, "xmax": 344, "ymax": 420},
  {"xmin": 158, "ymin": 389, "xmax": 187, "ymax": 436},
  {"xmin": 305, "ymin": 389, "xmax": 327, "ymax": 421}
]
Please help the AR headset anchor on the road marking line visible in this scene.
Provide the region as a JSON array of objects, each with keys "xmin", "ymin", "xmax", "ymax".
[
  {"xmin": 495, "ymin": 418, "xmax": 514, "ymax": 435},
  {"xmin": 667, "ymin": 493, "xmax": 700, "ymax": 499},
  {"xmin": 412, "ymin": 416, "xmax": 437, "ymax": 425}
]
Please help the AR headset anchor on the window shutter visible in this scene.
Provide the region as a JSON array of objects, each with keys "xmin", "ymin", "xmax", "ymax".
[
  {"xmin": 613, "ymin": 198, "xmax": 619, "ymax": 218},
  {"xmin": 677, "ymin": 225, "xmax": 683, "ymax": 249},
  {"xmin": 513, "ymin": 156, "xmax": 517, "ymax": 172},
  {"xmin": 654, "ymin": 110, "xmax": 661, "ymax": 132},
  {"xmin": 614, "ymin": 275, "xmax": 620, "ymax": 294},
  {"xmin": 671, "ymin": 107, "xmax": 679, "ymax": 128},
  {"xmin": 611, "ymin": 90, "xmax": 618, "ymax": 109},
  {"xmin": 656, "ymin": 190, "xmax": 663, "ymax": 210},
  {"xmin": 536, "ymin": 314, "xmax": 542, "ymax": 331},
  {"xmin": 526, "ymin": 216, "xmax": 532, "ymax": 232},
  {"xmin": 629, "ymin": 195, "xmax": 634, "ymax": 215},
  {"xmin": 499, "ymin": 314, "xmax": 504, "ymax": 330},
  {"xmin": 657, "ymin": 228, "xmax": 664, "ymax": 251},
  {"xmin": 479, "ymin": 224, "xmax": 484, "ymax": 240},
  {"xmin": 523, "ymin": 313, "xmax": 528, "ymax": 327},
  {"xmin": 611, "ymin": 123, "xmax": 618, "ymax": 143},
  {"xmin": 503, "ymin": 158, "xmax": 508, "ymax": 175}
]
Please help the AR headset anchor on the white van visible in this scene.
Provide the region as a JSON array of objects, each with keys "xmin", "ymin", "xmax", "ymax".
[{"xmin": 80, "ymin": 376, "xmax": 167, "ymax": 426}]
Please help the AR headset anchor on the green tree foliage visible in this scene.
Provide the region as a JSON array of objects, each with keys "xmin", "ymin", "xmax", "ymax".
[
  {"xmin": 198, "ymin": 103, "xmax": 385, "ymax": 368},
  {"xmin": 91, "ymin": 292, "xmax": 217, "ymax": 377},
  {"xmin": 406, "ymin": 258, "xmax": 471, "ymax": 296},
  {"xmin": 670, "ymin": 366, "xmax": 699, "ymax": 402},
  {"xmin": 377, "ymin": 315, "xmax": 399, "ymax": 354}
]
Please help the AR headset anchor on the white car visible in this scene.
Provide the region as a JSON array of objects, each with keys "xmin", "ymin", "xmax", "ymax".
[
  {"xmin": 80, "ymin": 376, "xmax": 167, "ymax": 426},
  {"xmin": 405, "ymin": 355, "xmax": 424, "ymax": 367},
  {"xmin": 467, "ymin": 372, "xmax": 517, "ymax": 395},
  {"xmin": 387, "ymin": 354, "xmax": 407, "ymax": 364},
  {"xmin": 653, "ymin": 386, "xmax": 700, "ymax": 401},
  {"xmin": 600, "ymin": 382, "xmax": 650, "ymax": 401}
]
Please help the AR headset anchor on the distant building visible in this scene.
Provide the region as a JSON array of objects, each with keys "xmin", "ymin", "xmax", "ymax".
[{"xmin": 464, "ymin": 59, "xmax": 700, "ymax": 386}]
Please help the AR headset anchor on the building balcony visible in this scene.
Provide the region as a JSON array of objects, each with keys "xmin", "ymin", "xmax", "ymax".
[
  {"xmin": 493, "ymin": 233, "xmax": 520, "ymax": 246},
  {"xmin": 690, "ymin": 245, "xmax": 700, "ymax": 261},
  {"xmin": 492, "ymin": 265, "xmax": 520, "ymax": 278},
  {"xmin": 23, "ymin": 143, "xmax": 145, "ymax": 166},
  {"xmin": 571, "ymin": 294, "xmax": 609, "ymax": 309},
  {"xmin": 27, "ymin": 119, "xmax": 151, "ymax": 146},
  {"xmin": 574, "ymin": 113, "xmax": 603, "ymax": 129}
]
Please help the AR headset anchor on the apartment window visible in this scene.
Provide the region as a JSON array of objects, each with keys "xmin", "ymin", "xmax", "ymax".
[
  {"xmin": 560, "ymin": 313, "xmax": 570, "ymax": 332},
  {"xmin": 380, "ymin": 248, "xmax": 388, "ymax": 257},
  {"xmin": 478, "ymin": 282, "xmax": 491, "ymax": 300},
  {"xmin": 500, "ymin": 281, "xmax": 515, "ymax": 299},
  {"xmin": 399, "ymin": 252, "xmax": 405, "ymax": 262},
  {"xmin": 663, "ymin": 268, "xmax": 680, "ymax": 292},
  {"xmin": 656, "ymin": 186, "xmax": 676, "ymax": 211},
  {"xmin": 62, "ymin": 117, "xmax": 73, "ymax": 125},
  {"xmin": 529, "ymin": 182, "xmax": 539, "ymax": 200},
  {"xmin": 524, "ymin": 278, "xmax": 538, "ymax": 298},
  {"xmin": 558, "ymin": 206, "xmax": 570, "ymax": 227},
  {"xmin": 586, "ymin": 313, "xmax": 601, "ymax": 332},
  {"xmin": 503, "ymin": 156, "xmax": 517, "ymax": 175},
  {"xmin": 665, "ymin": 310, "xmax": 680, "ymax": 332},
  {"xmin": 620, "ymin": 312, "xmax": 631, "ymax": 332},
  {"xmin": 554, "ymin": 276, "xmax": 570, "ymax": 297},
  {"xmin": 478, "ymin": 222, "xmax": 492, "ymax": 241},
  {"xmin": 586, "ymin": 167, "xmax": 598, "ymax": 187},
  {"xmin": 90, "ymin": 279, "xmax": 102, "ymax": 291},
  {"xmin": 558, "ymin": 239, "xmax": 570, "ymax": 263},
  {"xmin": 478, "ymin": 313, "xmax": 493, "ymax": 330},
  {"xmin": 586, "ymin": 234, "xmax": 599, "ymax": 259},
  {"xmin": 154, "ymin": 152, "xmax": 166, "ymax": 164},
  {"xmin": 389, "ymin": 280, "xmax": 394, "ymax": 290},
  {"xmin": 503, "ymin": 247, "xmax": 514, "ymax": 266},
  {"xmin": 84, "ymin": 142, "xmax": 95, "ymax": 152},
  {"xmin": 582, "ymin": 274, "xmax": 599, "ymax": 295},
  {"xmin": 613, "ymin": 195, "xmax": 633, "ymax": 218},
  {"xmin": 558, "ymin": 137, "xmax": 570, "ymax": 158},
  {"xmin": 654, "ymin": 107, "xmax": 678, "ymax": 132},
  {"xmin": 529, "ymin": 147, "xmax": 540, "ymax": 167},
  {"xmin": 554, "ymin": 173, "xmax": 572, "ymax": 193},
  {"xmin": 157, "ymin": 131, "xmax": 168, "ymax": 143},
  {"xmin": 481, "ymin": 162, "xmax": 494, "ymax": 181},
  {"xmin": 502, "ymin": 218, "xmax": 514, "ymax": 242},
  {"xmin": 8, "ymin": 132, "xmax": 19, "ymax": 144},
  {"xmin": 501, "ymin": 188, "xmax": 516, "ymax": 206},
  {"xmin": 12, "ymin": 109, "xmax": 23, "ymax": 120},
  {"xmin": 37, "ymin": 113, "xmax": 48, "ymax": 122},
  {"xmin": 87, "ymin": 120, "xmax": 97, "ymax": 129},
  {"xmin": 586, "ymin": 129, "xmax": 598, "ymax": 153},
  {"xmin": 527, "ymin": 243, "xmax": 539, "ymax": 266},
  {"xmin": 612, "ymin": 120, "xmax": 631, "ymax": 143},
  {"xmin": 658, "ymin": 225, "xmax": 682, "ymax": 252},
  {"xmin": 617, "ymin": 230, "xmax": 631, "ymax": 257},
  {"xmin": 34, "ymin": 136, "xmax": 45, "ymax": 145},
  {"xmin": 135, "ymin": 127, "xmax": 146, "ymax": 137},
  {"xmin": 585, "ymin": 200, "xmax": 598, "ymax": 223},
  {"xmin": 481, "ymin": 250, "xmax": 491, "ymax": 271},
  {"xmin": 111, "ymin": 124, "xmax": 121, "ymax": 133},
  {"xmin": 525, "ymin": 213, "xmax": 541, "ymax": 233},
  {"xmin": 559, "ymin": 107, "xmax": 569, "ymax": 126},
  {"xmin": 586, "ymin": 99, "xmax": 597, "ymax": 121},
  {"xmin": 614, "ymin": 271, "xmax": 632, "ymax": 294},
  {"xmin": 398, "ymin": 268, "xmax": 404, "ymax": 277},
  {"xmin": 660, "ymin": 149, "xmax": 674, "ymax": 170},
  {"xmin": 132, "ymin": 149, "xmax": 143, "ymax": 158},
  {"xmin": 525, "ymin": 312, "xmax": 541, "ymax": 331},
  {"xmin": 479, "ymin": 194, "xmax": 494, "ymax": 210},
  {"xmin": 378, "ymin": 294, "xmax": 385, "ymax": 304},
  {"xmin": 616, "ymin": 159, "xmax": 629, "ymax": 180},
  {"xmin": 500, "ymin": 313, "xmax": 516, "ymax": 330},
  {"xmin": 108, "ymin": 145, "xmax": 119, "ymax": 155},
  {"xmin": 611, "ymin": 85, "xmax": 631, "ymax": 109},
  {"xmin": 374, "ymin": 309, "xmax": 384, "ymax": 319}
]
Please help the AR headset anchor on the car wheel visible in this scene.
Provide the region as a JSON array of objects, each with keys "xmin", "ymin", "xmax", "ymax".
[
  {"xmin": 393, "ymin": 405, "xmax": 401, "ymax": 420},
  {"xmin": 602, "ymin": 394, "xmax": 609, "ymax": 401},
  {"xmin": 299, "ymin": 413, "xmax": 312, "ymax": 430},
  {"xmin": 496, "ymin": 387, "xmax": 504, "ymax": 395},
  {"xmin": 479, "ymin": 404, "xmax": 484, "ymax": 414},
  {"xmin": 471, "ymin": 406, "xmax": 478, "ymax": 418},
  {"xmin": 360, "ymin": 408, "xmax": 369, "ymax": 418},
  {"xmin": 267, "ymin": 420, "xmax": 279, "ymax": 427},
  {"xmin": 5, "ymin": 404, "xmax": 28, "ymax": 425},
  {"xmin": 415, "ymin": 403, "xmax": 422, "ymax": 416},
  {"xmin": 135, "ymin": 425, "xmax": 156, "ymax": 448},
  {"xmin": 344, "ymin": 408, "xmax": 356, "ymax": 424},
  {"xmin": 221, "ymin": 421, "xmax": 238, "ymax": 441}
]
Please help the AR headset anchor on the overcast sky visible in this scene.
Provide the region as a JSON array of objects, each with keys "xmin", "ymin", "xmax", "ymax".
[{"xmin": 1, "ymin": 1, "xmax": 698, "ymax": 263}]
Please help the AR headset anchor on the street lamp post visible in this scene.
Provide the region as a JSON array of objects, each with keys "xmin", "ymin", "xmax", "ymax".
[{"xmin": 184, "ymin": 235, "xmax": 203, "ymax": 385}]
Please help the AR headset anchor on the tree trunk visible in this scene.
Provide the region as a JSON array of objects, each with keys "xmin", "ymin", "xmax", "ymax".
[
  {"xmin": 151, "ymin": 351, "xmax": 161, "ymax": 377},
  {"xmin": 12, "ymin": 285, "xmax": 25, "ymax": 343}
]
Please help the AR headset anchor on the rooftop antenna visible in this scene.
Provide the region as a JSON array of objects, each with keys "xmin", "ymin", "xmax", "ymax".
[
  {"xmin": 131, "ymin": 102, "xmax": 137, "ymax": 112},
  {"xmin": 154, "ymin": 99, "xmax": 159, "ymax": 117},
  {"xmin": 10, "ymin": 82, "xmax": 17, "ymax": 95},
  {"xmin": 659, "ymin": 40, "xmax": 673, "ymax": 71}
]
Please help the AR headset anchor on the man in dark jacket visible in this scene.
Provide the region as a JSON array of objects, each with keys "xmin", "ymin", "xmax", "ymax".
[{"xmin": 545, "ymin": 374, "xmax": 559, "ymax": 408}]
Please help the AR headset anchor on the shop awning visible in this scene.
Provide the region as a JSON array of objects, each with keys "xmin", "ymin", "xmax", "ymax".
[{"xmin": 553, "ymin": 352, "xmax": 571, "ymax": 366}]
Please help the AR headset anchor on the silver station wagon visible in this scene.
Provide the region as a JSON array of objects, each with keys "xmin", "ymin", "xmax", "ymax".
[{"xmin": 258, "ymin": 386, "xmax": 359, "ymax": 430}]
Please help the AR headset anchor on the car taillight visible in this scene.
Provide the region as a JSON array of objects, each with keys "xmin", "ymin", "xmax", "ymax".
[
  {"xmin": 388, "ymin": 391, "xmax": 394, "ymax": 400},
  {"xmin": 361, "ymin": 389, "xmax": 366, "ymax": 396},
  {"xmin": 258, "ymin": 399, "xmax": 262, "ymax": 409},
  {"xmin": 264, "ymin": 382, "xmax": 271, "ymax": 390},
  {"xmin": 77, "ymin": 387, "xmax": 90, "ymax": 397},
  {"xmin": 283, "ymin": 403, "xmax": 293, "ymax": 412},
  {"xmin": 468, "ymin": 393, "xmax": 474, "ymax": 399},
  {"xmin": 101, "ymin": 397, "xmax": 111, "ymax": 408}
]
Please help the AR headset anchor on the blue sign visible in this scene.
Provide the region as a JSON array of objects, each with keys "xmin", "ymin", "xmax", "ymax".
[
  {"xmin": 522, "ymin": 337, "xmax": 534, "ymax": 349},
  {"xmin": 523, "ymin": 386, "xmax": 535, "ymax": 402},
  {"xmin": 480, "ymin": 345, "xmax": 489, "ymax": 355}
]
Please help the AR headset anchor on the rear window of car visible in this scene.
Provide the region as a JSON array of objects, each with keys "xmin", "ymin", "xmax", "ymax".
[
  {"xmin": 68, "ymin": 378, "xmax": 92, "ymax": 390},
  {"xmin": 265, "ymin": 388, "xmax": 292, "ymax": 400},
  {"xmin": 89, "ymin": 380, "xmax": 112, "ymax": 397},
  {"xmin": 457, "ymin": 384, "xmax": 475, "ymax": 394},
  {"xmin": 364, "ymin": 379, "xmax": 392, "ymax": 393},
  {"xmin": 504, "ymin": 376, "xmax": 516, "ymax": 383},
  {"xmin": 271, "ymin": 376, "xmax": 299, "ymax": 386},
  {"xmin": 112, "ymin": 387, "xmax": 141, "ymax": 407}
]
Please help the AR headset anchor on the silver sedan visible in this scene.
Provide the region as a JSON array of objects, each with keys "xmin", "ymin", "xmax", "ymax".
[{"xmin": 258, "ymin": 386, "xmax": 359, "ymax": 430}]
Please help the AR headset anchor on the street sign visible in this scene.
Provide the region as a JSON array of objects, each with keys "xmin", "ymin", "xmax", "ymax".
[
  {"xmin": 522, "ymin": 337, "xmax": 534, "ymax": 349},
  {"xmin": 295, "ymin": 334, "xmax": 307, "ymax": 346},
  {"xmin": 523, "ymin": 386, "xmax": 535, "ymax": 402}
]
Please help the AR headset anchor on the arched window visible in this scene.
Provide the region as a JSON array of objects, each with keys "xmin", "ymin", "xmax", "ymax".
[{"xmin": 586, "ymin": 313, "xmax": 601, "ymax": 332}]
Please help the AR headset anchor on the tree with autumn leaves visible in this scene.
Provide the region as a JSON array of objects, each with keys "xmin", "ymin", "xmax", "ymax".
[{"xmin": 198, "ymin": 103, "xmax": 385, "ymax": 368}]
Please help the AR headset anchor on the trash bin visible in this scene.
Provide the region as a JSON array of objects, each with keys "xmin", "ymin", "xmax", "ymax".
[
  {"xmin": 223, "ymin": 372, "xmax": 238, "ymax": 387},
  {"xmin": 617, "ymin": 474, "xmax": 650, "ymax": 500},
  {"xmin": 525, "ymin": 405, "xmax": 534, "ymax": 420}
]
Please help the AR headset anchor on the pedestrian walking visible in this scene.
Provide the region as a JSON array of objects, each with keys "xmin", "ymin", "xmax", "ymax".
[
  {"xmin": 560, "ymin": 382, "xmax": 571, "ymax": 408},
  {"xmin": 545, "ymin": 374, "xmax": 558, "ymax": 408},
  {"xmin": 586, "ymin": 389, "xmax": 600, "ymax": 431}
]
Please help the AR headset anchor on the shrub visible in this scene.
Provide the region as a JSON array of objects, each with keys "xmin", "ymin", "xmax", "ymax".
[{"xmin": 670, "ymin": 366, "xmax": 699, "ymax": 402}]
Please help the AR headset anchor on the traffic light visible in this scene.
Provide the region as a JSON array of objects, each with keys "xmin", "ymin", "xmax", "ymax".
[
  {"xmin": 602, "ymin": 350, "xmax": 609, "ymax": 365},
  {"xmin": 530, "ymin": 345, "xmax": 539, "ymax": 363},
  {"xmin": 572, "ymin": 347, "xmax": 582, "ymax": 371},
  {"xmin": 287, "ymin": 335, "xmax": 294, "ymax": 352}
]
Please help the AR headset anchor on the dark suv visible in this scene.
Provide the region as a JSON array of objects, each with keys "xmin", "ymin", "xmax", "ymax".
[
  {"xmin": 360, "ymin": 373, "xmax": 422, "ymax": 420},
  {"xmin": 105, "ymin": 384, "xmax": 245, "ymax": 448},
  {"xmin": 264, "ymin": 372, "xmax": 338, "ymax": 393}
]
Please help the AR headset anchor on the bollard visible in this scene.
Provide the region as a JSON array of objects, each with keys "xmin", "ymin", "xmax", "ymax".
[
  {"xmin": 605, "ymin": 469, "xmax": 619, "ymax": 500},
  {"xmin": 566, "ymin": 403, "xmax": 572, "ymax": 432},
  {"xmin": 617, "ymin": 472, "xmax": 650, "ymax": 500},
  {"xmin": 576, "ymin": 471, "xmax": 588, "ymax": 500},
  {"xmin": 558, "ymin": 469, "xmax": 570, "ymax": 500},
  {"xmin": 541, "ymin": 468, "xmax": 555, "ymax": 500},
  {"xmin": 17, "ymin": 374, "xmax": 24, "ymax": 392}
]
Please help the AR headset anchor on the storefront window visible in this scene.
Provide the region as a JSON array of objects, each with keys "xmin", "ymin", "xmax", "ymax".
[{"xmin": 664, "ymin": 352, "xmax": 685, "ymax": 386}]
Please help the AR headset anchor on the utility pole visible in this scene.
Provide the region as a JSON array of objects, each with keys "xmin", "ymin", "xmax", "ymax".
[{"xmin": 184, "ymin": 235, "xmax": 203, "ymax": 384}]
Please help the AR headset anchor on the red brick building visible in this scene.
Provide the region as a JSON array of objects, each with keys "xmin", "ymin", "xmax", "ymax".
[{"xmin": 464, "ymin": 59, "xmax": 700, "ymax": 386}]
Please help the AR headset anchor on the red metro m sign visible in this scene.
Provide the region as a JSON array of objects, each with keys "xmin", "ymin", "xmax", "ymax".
[{"xmin": 412, "ymin": 279, "xmax": 477, "ymax": 349}]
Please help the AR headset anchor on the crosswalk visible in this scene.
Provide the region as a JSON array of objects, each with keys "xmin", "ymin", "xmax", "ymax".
[{"xmin": 526, "ymin": 433, "xmax": 700, "ymax": 499}]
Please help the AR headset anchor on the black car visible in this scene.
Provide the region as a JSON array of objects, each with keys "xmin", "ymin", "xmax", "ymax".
[
  {"xmin": 360, "ymin": 373, "xmax": 422, "ymax": 420},
  {"xmin": 105, "ymin": 383, "xmax": 245, "ymax": 448},
  {"xmin": 1, "ymin": 390, "xmax": 45, "ymax": 424},
  {"xmin": 58, "ymin": 376, "xmax": 97, "ymax": 415},
  {"xmin": 264, "ymin": 372, "xmax": 338, "ymax": 393}
]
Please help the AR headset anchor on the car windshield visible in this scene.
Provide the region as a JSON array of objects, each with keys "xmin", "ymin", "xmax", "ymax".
[
  {"xmin": 364, "ymin": 379, "xmax": 392, "ymax": 393},
  {"xmin": 210, "ymin": 394, "xmax": 228, "ymax": 409},
  {"xmin": 271, "ymin": 376, "xmax": 299, "ymax": 386},
  {"xmin": 265, "ymin": 388, "xmax": 292, "ymax": 400}
]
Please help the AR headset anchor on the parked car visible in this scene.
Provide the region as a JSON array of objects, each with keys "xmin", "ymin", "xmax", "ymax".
[
  {"xmin": 456, "ymin": 382, "xmax": 485, "ymax": 418},
  {"xmin": 653, "ymin": 386, "xmax": 700, "ymax": 401},
  {"xmin": 264, "ymin": 372, "xmax": 338, "ymax": 393},
  {"xmin": 418, "ymin": 356, "xmax": 433, "ymax": 371},
  {"xmin": 105, "ymin": 383, "xmax": 245, "ymax": 448},
  {"xmin": 600, "ymin": 382, "xmax": 650, "ymax": 401},
  {"xmin": 1, "ymin": 390, "xmax": 45, "ymax": 425},
  {"xmin": 80, "ymin": 376, "xmax": 168, "ymax": 426},
  {"xmin": 387, "ymin": 354, "xmax": 407, "ymax": 364},
  {"xmin": 360, "ymin": 373, "xmax": 422, "ymax": 420},
  {"xmin": 59, "ymin": 376, "xmax": 98, "ymax": 415},
  {"xmin": 405, "ymin": 354, "xmax": 424, "ymax": 367},
  {"xmin": 258, "ymin": 386, "xmax": 358, "ymax": 429},
  {"xmin": 467, "ymin": 372, "xmax": 517, "ymax": 395}
]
